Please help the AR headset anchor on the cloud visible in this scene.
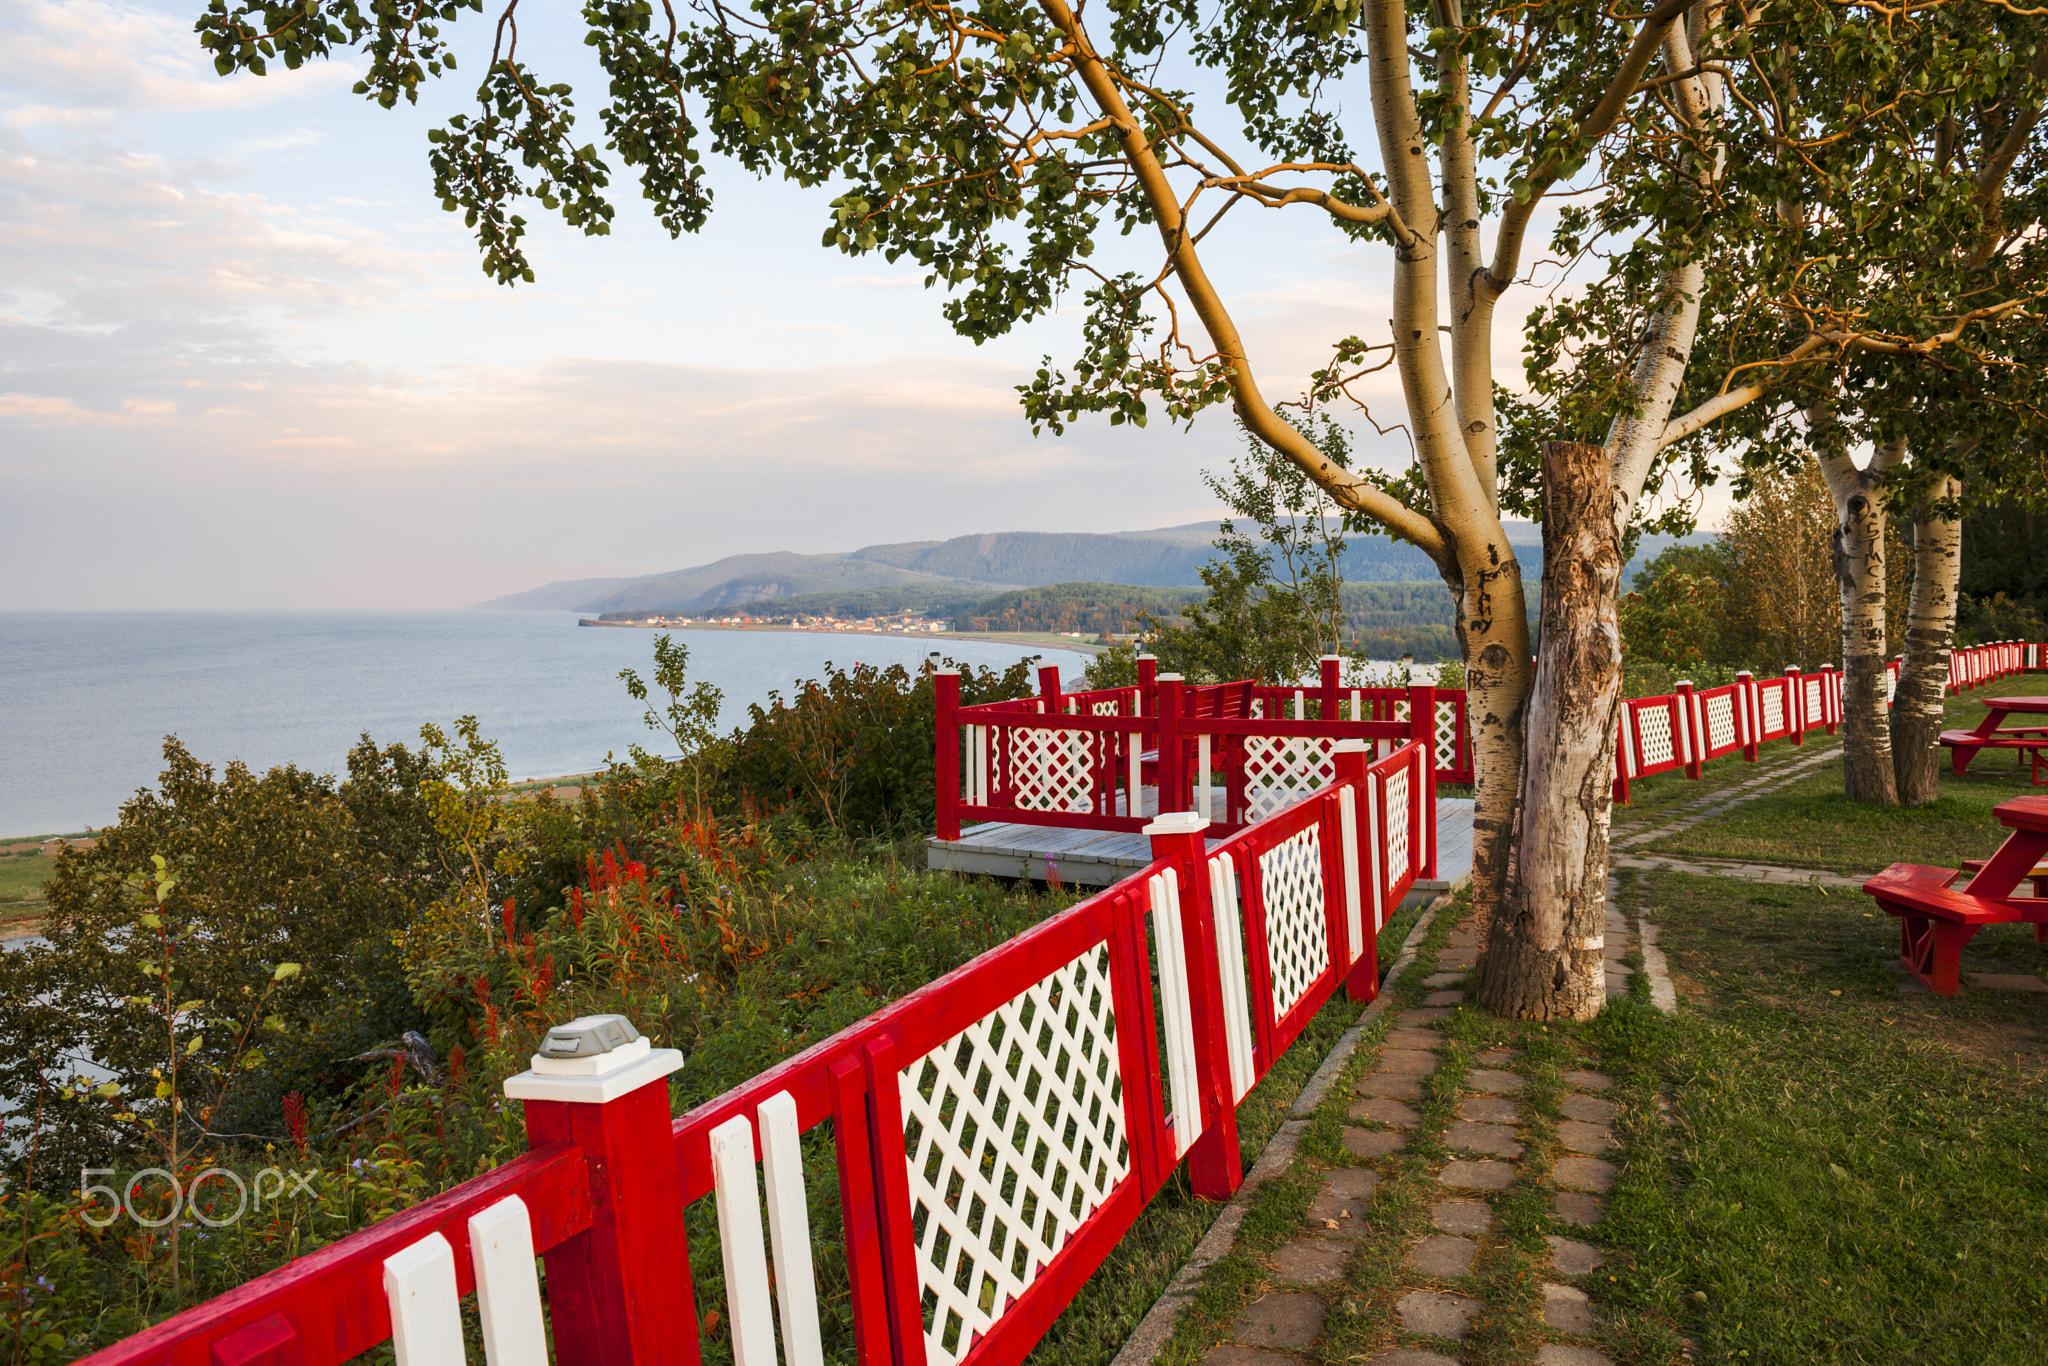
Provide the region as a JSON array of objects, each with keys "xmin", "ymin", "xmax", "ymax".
[{"xmin": 0, "ymin": 0, "xmax": 360, "ymax": 125}]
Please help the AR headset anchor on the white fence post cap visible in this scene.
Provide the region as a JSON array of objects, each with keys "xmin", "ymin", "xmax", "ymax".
[
  {"xmin": 1332, "ymin": 739, "xmax": 1370, "ymax": 755},
  {"xmin": 1143, "ymin": 811, "xmax": 1209, "ymax": 836},
  {"xmin": 503, "ymin": 1016, "xmax": 683, "ymax": 1104}
]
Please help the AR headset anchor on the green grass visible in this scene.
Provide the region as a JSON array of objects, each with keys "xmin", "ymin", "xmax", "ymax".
[
  {"xmin": 0, "ymin": 850, "xmax": 51, "ymax": 906},
  {"xmin": 1604, "ymin": 870, "xmax": 2048, "ymax": 1363}
]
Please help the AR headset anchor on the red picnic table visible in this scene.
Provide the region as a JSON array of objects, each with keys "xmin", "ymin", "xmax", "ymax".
[
  {"xmin": 1864, "ymin": 794, "xmax": 2048, "ymax": 995},
  {"xmin": 1940, "ymin": 695, "xmax": 2048, "ymax": 785}
]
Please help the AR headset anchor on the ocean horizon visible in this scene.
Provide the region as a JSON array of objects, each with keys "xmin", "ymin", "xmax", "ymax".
[{"xmin": 0, "ymin": 610, "xmax": 1086, "ymax": 839}]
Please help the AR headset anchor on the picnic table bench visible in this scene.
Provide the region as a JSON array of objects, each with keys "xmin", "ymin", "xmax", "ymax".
[
  {"xmin": 1863, "ymin": 794, "xmax": 2048, "ymax": 995},
  {"xmin": 1939, "ymin": 695, "xmax": 2048, "ymax": 785}
]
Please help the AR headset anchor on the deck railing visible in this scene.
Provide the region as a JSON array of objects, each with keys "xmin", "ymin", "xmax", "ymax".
[
  {"xmin": 936, "ymin": 655, "xmax": 1464, "ymax": 847},
  {"xmin": 936, "ymin": 642, "xmax": 2045, "ymax": 830},
  {"xmin": 82, "ymin": 742, "xmax": 1428, "ymax": 1366}
]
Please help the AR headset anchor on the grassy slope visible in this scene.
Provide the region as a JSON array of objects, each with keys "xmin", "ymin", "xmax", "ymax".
[{"xmin": 0, "ymin": 852, "xmax": 50, "ymax": 905}]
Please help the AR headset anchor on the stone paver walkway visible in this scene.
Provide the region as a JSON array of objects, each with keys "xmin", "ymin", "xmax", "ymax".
[{"xmin": 1196, "ymin": 914, "xmax": 1629, "ymax": 1366}]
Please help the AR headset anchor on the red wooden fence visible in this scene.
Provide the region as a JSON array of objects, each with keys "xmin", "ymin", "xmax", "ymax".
[{"xmin": 81, "ymin": 742, "xmax": 1431, "ymax": 1366}]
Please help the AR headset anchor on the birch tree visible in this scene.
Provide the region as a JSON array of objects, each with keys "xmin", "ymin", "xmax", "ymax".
[{"xmin": 193, "ymin": 0, "xmax": 2016, "ymax": 1017}]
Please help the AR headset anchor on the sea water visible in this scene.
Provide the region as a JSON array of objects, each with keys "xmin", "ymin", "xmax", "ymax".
[{"xmin": 0, "ymin": 611, "xmax": 1084, "ymax": 838}]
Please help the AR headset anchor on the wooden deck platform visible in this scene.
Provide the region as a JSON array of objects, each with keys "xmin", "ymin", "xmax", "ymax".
[{"xmin": 927, "ymin": 797, "xmax": 1476, "ymax": 908}]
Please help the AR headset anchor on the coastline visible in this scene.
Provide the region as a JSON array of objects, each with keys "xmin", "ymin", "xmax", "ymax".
[{"xmin": 574, "ymin": 621, "xmax": 1106, "ymax": 656}]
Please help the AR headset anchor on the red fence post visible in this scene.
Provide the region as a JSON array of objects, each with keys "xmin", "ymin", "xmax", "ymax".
[
  {"xmin": 1786, "ymin": 666, "xmax": 1804, "ymax": 745},
  {"xmin": 1158, "ymin": 674, "xmax": 1187, "ymax": 817},
  {"xmin": 935, "ymin": 668, "xmax": 961, "ymax": 841},
  {"xmin": 1737, "ymin": 670, "xmax": 1759, "ymax": 761},
  {"xmin": 1145, "ymin": 811, "xmax": 1241, "ymax": 1201},
  {"xmin": 1407, "ymin": 683, "xmax": 1438, "ymax": 878},
  {"xmin": 1320, "ymin": 654, "xmax": 1341, "ymax": 720},
  {"xmin": 1334, "ymin": 742, "xmax": 1379, "ymax": 1003},
  {"xmin": 505, "ymin": 1019, "xmax": 696, "ymax": 1366},
  {"xmin": 1677, "ymin": 681, "xmax": 1702, "ymax": 778},
  {"xmin": 1039, "ymin": 662, "xmax": 1065, "ymax": 713}
]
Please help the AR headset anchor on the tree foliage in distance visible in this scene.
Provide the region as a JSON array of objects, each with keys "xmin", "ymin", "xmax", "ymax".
[
  {"xmin": 0, "ymin": 737, "xmax": 449, "ymax": 1183},
  {"xmin": 1147, "ymin": 417, "xmax": 1353, "ymax": 685}
]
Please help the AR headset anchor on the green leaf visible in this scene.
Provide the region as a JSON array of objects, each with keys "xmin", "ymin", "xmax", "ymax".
[
  {"xmin": 185, "ymin": 1035, "xmax": 204, "ymax": 1056},
  {"xmin": 273, "ymin": 962, "xmax": 302, "ymax": 981}
]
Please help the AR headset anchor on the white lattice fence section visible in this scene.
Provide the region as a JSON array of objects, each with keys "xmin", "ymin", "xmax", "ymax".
[
  {"xmin": 1006, "ymin": 727, "xmax": 1095, "ymax": 814},
  {"xmin": 1382, "ymin": 767, "xmax": 1411, "ymax": 883},
  {"xmin": 1705, "ymin": 693, "xmax": 1737, "ymax": 751},
  {"xmin": 1241, "ymin": 736, "xmax": 1337, "ymax": 824},
  {"xmin": 1433, "ymin": 699, "xmax": 1462, "ymax": 767},
  {"xmin": 898, "ymin": 944, "xmax": 1131, "ymax": 1365},
  {"xmin": 1760, "ymin": 685, "xmax": 1786, "ymax": 736},
  {"xmin": 1256, "ymin": 825, "xmax": 1330, "ymax": 1020}
]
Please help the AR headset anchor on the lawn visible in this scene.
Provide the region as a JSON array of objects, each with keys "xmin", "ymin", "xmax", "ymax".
[
  {"xmin": 1630, "ymin": 688, "xmax": 2046, "ymax": 874},
  {"xmin": 1605, "ymin": 869, "xmax": 2048, "ymax": 1363}
]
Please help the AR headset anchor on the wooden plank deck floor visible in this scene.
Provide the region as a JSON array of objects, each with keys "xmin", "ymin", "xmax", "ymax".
[{"xmin": 927, "ymin": 797, "xmax": 1476, "ymax": 908}]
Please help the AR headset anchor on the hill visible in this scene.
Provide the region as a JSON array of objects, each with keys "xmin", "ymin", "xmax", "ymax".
[{"xmin": 477, "ymin": 521, "xmax": 1706, "ymax": 616}]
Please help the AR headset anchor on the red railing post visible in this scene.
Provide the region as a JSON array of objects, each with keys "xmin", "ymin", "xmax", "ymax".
[
  {"xmin": 1319, "ymin": 653, "xmax": 1341, "ymax": 720},
  {"xmin": 505, "ymin": 1019, "xmax": 696, "ymax": 1366},
  {"xmin": 1786, "ymin": 665, "xmax": 1805, "ymax": 745},
  {"xmin": 1613, "ymin": 707, "xmax": 1632, "ymax": 806},
  {"xmin": 934, "ymin": 668, "xmax": 962, "ymax": 841},
  {"xmin": 1333, "ymin": 741, "xmax": 1379, "ymax": 1003},
  {"xmin": 1038, "ymin": 662, "xmax": 1065, "ymax": 713},
  {"xmin": 1820, "ymin": 663, "xmax": 1841, "ymax": 733},
  {"xmin": 1145, "ymin": 811, "xmax": 1241, "ymax": 1201},
  {"xmin": 1407, "ymin": 683, "xmax": 1438, "ymax": 879},
  {"xmin": 1677, "ymin": 680, "xmax": 1702, "ymax": 778},
  {"xmin": 1737, "ymin": 670, "xmax": 1759, "ymax": 761},
  {"xmin": 1158, "ymin": 674, "xmax": 1187, "ymax": 817}
]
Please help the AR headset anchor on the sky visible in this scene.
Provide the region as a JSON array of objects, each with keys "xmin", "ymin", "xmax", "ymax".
[{"xmin": 0, "ymin": 0, "xmax": 1728, "ymax": 609}]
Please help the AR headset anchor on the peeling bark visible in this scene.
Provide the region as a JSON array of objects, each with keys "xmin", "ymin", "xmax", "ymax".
[
  {"xmin": 1893, "ymin": 474, "xmax": 1963, "ymax": 804},
  {"xmin": 1815, "ymin": 432, "xmax": 1905, "ymax": 806},
  {"xmin": 1476, "ymin": 443, "xmax": 1619, "ymax": 1022}
]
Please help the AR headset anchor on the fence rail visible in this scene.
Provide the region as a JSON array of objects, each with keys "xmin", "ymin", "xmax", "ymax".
[{"xmin": 82, "ymin": 740, "xmax": 1430, "ymax": 1366}]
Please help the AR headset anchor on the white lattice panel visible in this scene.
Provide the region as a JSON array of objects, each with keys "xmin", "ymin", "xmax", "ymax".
[
  {"xmin": 1384, "ymin": 766, "xmax": 1411, "ymax": 879},
  {"xmin": 1803, "ymin": 677, "xmax": 1823, "ymax": 722},
  {"xmin": 1091, "ymin": 700, "xmax": 1122, "ymax": 716},
  {"xmin": 1705, "ymin": 693, "xmax": 1736, "ymax": 750},
  {"xmin": 899, "ymin": 945, "xmax": 1130, "ymax": 1365},
  {"xmin": 1638, "ymin": 706, "xmax": 1676, "ymax": 768},
  {"xmin": 1257, "ymin": 824, "xmax": 1330, "ymax": 1020},
  {"xmin": 1008, "ymin": 727, "xmax": 1094, "ymax": 814},
  {"xmin": 1241, "ymin": 736, "xmax": 1337, "ymax": 823},
  {"xmin": 1433, "ymin": 699, "xmax": 1461, "ymax": 762},
  {"xmin": 1761, "ymin": 688, "xmax": 1786, "ymax": 735}
]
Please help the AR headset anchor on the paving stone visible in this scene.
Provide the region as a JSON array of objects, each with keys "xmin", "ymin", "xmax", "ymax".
[
  {"xmin": 1444, "ymin": 1121, "xmax": 1523, "ymax": 1158},
  {"xmin": 1203, "ymin": 1348, "xmax": 1299, "ymax": 1366},
  {"xmin": 1562, "ymin": 1069, "xmax": 1614, "ymax": 1091},
  {"xmin": 1379, "ymin": 1049, "xmax": 1439, "ymax": 1075},
  {"xmin": 1438, "ymin": 1159, "xmax": 1515, "ymax": 1190},
  {"xmin": 1971, "ymin": 972, "xmax": 2048, "ymax": 992},
  {"xmin": 1228, "ymin": 1292, "xmax": 1328, "ymax": 1350},
  {"xmin": 1305, "ymin": 1167, "xmax": 1378, "ymax": 1243},
  {"xmin": 1552, "ymin": 1191, "xmax": 1604, "ymax": 1227},
  {"xmin": 1546, "ymin": 1235, "xmax": 1604, "ymax": 1275},
  {"xmin": 1422, "ymin": 990, "xmax": 1466, "ymax": 1006},
  {"xmin": 1384, "ymin": 1027, "xmax": 1446, "ymax": 1050},
  {"xmin": 1407, "ymin": 1233, "xmax": 1477, "ymax": 1277},
  {"xmin": 1421, "ymin": 971, "xmax": 1466, "ymax": 988},
  {"xmin": 1559, "ymin": 1095, "xmax": 1615, "ymax": 1124},
  {"xmin": 1397, "ymin": 1008, "xmax": 1453, "ymax": 1025},
  {"xmin": 1553, "ymin": 1156, "xmax": 1617, "ymax": 1192},
  {"xmin": 1343, "ymin": 1127, "xmax": 1406, "ymax": 1161},
  {"xmin": 1535, "ymin": 1347, "xmax": 1615, "ymax": 1366},
  {"xmin": 1602, "ymin": 940, "xmax": 1629, "ymax": 961},
  {"xmin": 1364, "ymin": 1352, "xmax": 1462, "ymax": 1366},
  {"xmin": 1457, "ymin": 1095, "xmax": 1519, "ymax": 1124},
  {"xmin": 1356, "ymin": 1073, "xmax": 1423, "ymax": 1101},
  {"xmin": 1605, "ymin": 961, "xmax": 1636, "ymax": 977},
  {"xmin": 1437, "ymin": 957, "xmax": 1477, "ymax": 972},
  {"xmin": 1465, "ymin": 1068, "xmax": 1526, "ymax": 1094},
  {"xmin": 1394, "ymin": 1290, "xmax": 1480, "ymax": 1340},
  {"xmin": 1351, "ymin": 1097, "xmax": 1421, "ymax": 1128},
  {"xmin": 1542, "ymin": 1282, "xmax": 1597, "ymax": 1333},
  {"xmin": 1431, "ymin": 1200, "xmax": 1492, "ymax": 1234},
  {"xmin": 1557, "ymin": 1120, "xmax": 1612, "ymax": 1153},
  {"xmin": 1476, "ymin": 1048, "xmax": 1518, "ymax": 1067},
  {"xmin": 1269, "ymin": 1238, "xmax": 1350, "ymax": 1285}
]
